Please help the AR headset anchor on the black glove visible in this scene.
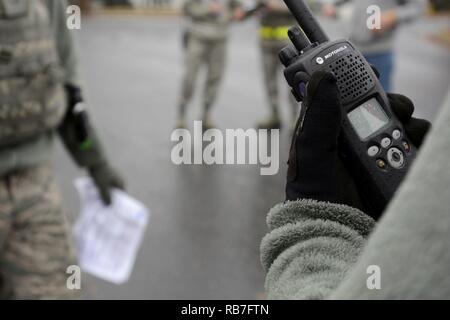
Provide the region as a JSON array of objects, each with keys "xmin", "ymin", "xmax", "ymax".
[
  {"xmin": 89, "ymin": 163, "xmax": 125, "ymax": 205},
  {"xmin": 386, "ymin": 93, "xmax": 430, "ymax": 148},
  {"xmin": 286, "ymin": 71, "xmax": 431, "ymax": 219},
  {"xmin": 286, "ymin": 71, "xmax": 342, "ymax": 203},
  {"xmin": 60, "ymin": 84, "xmax": 125, "ymax": 206},
  {"xmin": 65, "ymin": 84, "xmax": 83, "ymax": 110},
  {"xmin": 367, "ymin": 64, "xmax": 430, "ymax": 148}
]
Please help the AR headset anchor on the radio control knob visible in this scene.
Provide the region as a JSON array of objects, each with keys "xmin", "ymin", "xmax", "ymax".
[
  {"xmin": 387, "ymin": 148, "xmax": 405, "ymax": 169},
  {"xmin": 279, "ymin": 46, "xmax": 298, "ymax": 67},
  {"xmin": 288, "ymin": 26, "xmax": 311, "ymax": 52}
]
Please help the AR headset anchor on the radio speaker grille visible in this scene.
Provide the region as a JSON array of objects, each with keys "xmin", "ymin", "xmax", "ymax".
[{"xmin": 329, "ymin": 53, "xmax": 374, "ymax": 104}]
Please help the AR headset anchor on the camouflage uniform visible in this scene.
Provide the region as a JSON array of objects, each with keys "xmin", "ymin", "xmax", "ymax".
[
  {"xmin": 0, "ymin": 164, "xmax": 76, "ymax": 299},
  {"xmin": 178, "ymin": 0, "xmax": 241, "ymax": 128},
  {"xmin": 257, "ymin": 0, "xmax": 297, "ymax": 129},
  {"xmin": 0, "ymin": 0, "xmax": 122, "ymax": 299},
  {"xmin": 0, "ymin": 0, "xmax": 78, "ymax": 300}
]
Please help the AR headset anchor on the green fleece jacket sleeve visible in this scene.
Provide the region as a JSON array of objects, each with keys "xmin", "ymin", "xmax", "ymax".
[{"xmin": 261, "ymin": 200, "xmax": 375, "ymax": 299}]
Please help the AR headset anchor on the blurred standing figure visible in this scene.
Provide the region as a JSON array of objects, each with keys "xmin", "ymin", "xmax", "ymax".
[
  {"xmin": 256, "ymin": 0, "xmax": 297, "ymax": 130},
  {"xmin": 323, "ymin": 0, "xmax": 427, "ymax": 91},
  {"xmin": 0, "ymin": 0, "xmax": 124, "ymax": 299},
  {"xmin": 177, "ymin": 0, "xmax": 244, "ymax": 130}
]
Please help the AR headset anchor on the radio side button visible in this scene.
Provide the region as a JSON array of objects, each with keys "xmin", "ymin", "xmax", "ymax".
[{"xmin": 402, "ymin": 141, "xmax": 411, "ymax": 153}]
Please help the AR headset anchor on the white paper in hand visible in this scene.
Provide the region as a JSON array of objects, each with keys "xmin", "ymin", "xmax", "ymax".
[{"xmin": 73, "ymin": 177, "xmax": 149, "ymax": 285}]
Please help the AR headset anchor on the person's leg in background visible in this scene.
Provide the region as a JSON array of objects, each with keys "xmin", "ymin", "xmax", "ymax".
[
  {"xmin": 364, "ymin": 51, "xmax": 394, "ymax": 91},
  {"xmin": 203, "ymin": 39, "xmax": 227, "ymax": 130},
  {"xmin": 258, "ymin": 42, "xmax": 282, "ymax": 129},
  {"xmin": 177, "ymin": 35, "xmax": 206, "ymax": 128},
  {"xmin": 0, "ymin": 164, "xmax": 78, "ymax": 299},
  {"xmin": 0, "ymin": 177, "xmax": 13, "ymax": 299}
]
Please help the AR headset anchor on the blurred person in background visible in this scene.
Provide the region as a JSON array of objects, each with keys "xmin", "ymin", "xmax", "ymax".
[
  {"xmin": 322, "ymin": 0, "xmax": 427, "ymax": 91},
  {"xmin": 0, "ymin": 0, "xmax": 124, "ymax": 299},
  {"xmin": 253, "ymin": 0, "xmax": 298, "ymax": 130},
  {"xmin": 176, "ymin": 0, "xmax": 245, "ymax": 130},
  {"xmin": 104, "ymin": 0, "xmax": 132, "ymax": 6}
]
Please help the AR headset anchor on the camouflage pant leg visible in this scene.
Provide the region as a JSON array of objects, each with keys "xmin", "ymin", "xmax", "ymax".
[
  {"xmin": 0, "ymin": 164, "xmax": 78, "ymax": 299},
  {"xmin": 261, "ymin": 42, "xmax": 280, "ymax": 115},
  {"xmin": 179, "ymin": 36, "xmax": 207, "ymax": 108},
  {"xmin": 203, "ymin": 40, "xmax": 226, "ymax": 110},
  {"xmin": 261, "ymin": 40, "xmax": 298, "ymax": 117},
  {"xmin": 0, "ymin": 177, "xmax": 13, "ymax": 298}
]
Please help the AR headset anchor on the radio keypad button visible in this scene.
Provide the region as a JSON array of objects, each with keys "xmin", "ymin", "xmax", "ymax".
[
  {"xmin": 402, "ymin": 141, "xmax": 411, "ymax": 153},
  {"xmin": 393, "ymin": 130, "xmax": 402, "ymax": 140},
  {"xmin": 376, "ymin": 159, "xmax": 387, "ymax": 169},
  {"xmin": 381, "ymin": 137, "xmax": 392, "ymax": 149},
  {"xmin": 367, "ymin": 146, "xmax": 380, "ymax": 157},
  {"xmin": 387, "ymin": 148, "xmax": 405, "ymax": 169}
]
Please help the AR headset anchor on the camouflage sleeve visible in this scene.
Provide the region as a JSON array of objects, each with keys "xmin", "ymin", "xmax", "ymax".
[
  {"xmin": 230, "ymin": 0, "xmax": 243, "ymax": 10},
  {"xmin": 260, "ymin": 200, "xmax": 375, "ymax": 299},
  {"xmin": 266, "ymin": 0, "xmax": 291, "ymax": 13},
  {"xmin": 331, "ymin": 0, "xmax": 351, "ymax": 6},
  {"xmin": 395, "ymin": 0, "xmax": 427, "ymax": 23},
  {"xmin": 47, "ymin": 0, "xmax": 82, "ymax": 87},
  {"xmin": 183, "ymin": 0, "xmax": 211, "ymax": 20}
]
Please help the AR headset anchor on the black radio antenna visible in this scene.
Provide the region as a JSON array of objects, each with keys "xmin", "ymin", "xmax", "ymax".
[{"xmin": 283, "ymin": 0, "xmax": 329, "ymax": 44}]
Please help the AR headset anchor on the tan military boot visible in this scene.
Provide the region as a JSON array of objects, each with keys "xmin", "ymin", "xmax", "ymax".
[
  {"xmin": 202, "ymin": 119, "xmax": 216, "ymax": 132},
  {"xmin": 175, "ymin": 117, "xmax": 186, "ymax": 129},
  {"xmin": 257, "ymin": 115, "xmax": 282, "ymax": 130}
]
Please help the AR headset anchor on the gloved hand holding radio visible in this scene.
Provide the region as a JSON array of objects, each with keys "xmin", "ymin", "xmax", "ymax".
[
  {"xmin": 286, "ymin": 70, "xmax": 430, "ymax": 219},
  {"xmin": 59, "ymin": 85, "xmax": 125, "ymax": 206}
]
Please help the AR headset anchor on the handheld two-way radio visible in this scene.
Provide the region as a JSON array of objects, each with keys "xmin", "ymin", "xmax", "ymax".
[{"xmin": 280, "ymin": 0, "xmax": 416, "ymax": 214}]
